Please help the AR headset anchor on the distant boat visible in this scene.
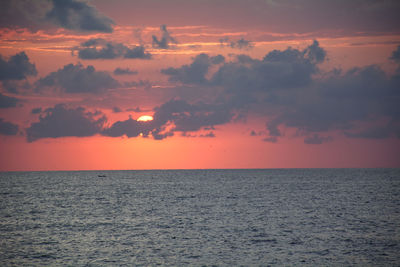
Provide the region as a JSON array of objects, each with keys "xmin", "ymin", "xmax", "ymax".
[{"xmin": 98, "ymin": 174, "xmax": 107, "ymax": 177}]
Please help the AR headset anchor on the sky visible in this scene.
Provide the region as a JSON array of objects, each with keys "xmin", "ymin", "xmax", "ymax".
[{"xmin": 0, "ymin": 0, "xmax": 400, "ymax": 171}]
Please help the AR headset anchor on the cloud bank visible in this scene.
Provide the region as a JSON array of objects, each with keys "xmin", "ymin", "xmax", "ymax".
[
  {"xmin": 161, "ymin": 41, "xmax": 400, "ymax": 143},
  {"xmin": 26, "ymin": 104, "xmax": 106, "ymax": 142},
  {"xmin": 74, "ymin": 39, "xmax": 152, "ymax": 60},
  {"xmin": 0, "ymin": 52, "xmax": 37, "ymax": 81},
  {"xmin": 17, "ymin": 42, "xmax": 400, "ymax": 144},
  {"xmin": 113, "ymin": 68, "xmax": 138, "ymax": 75},
  {"xmin": 161, "ymin": 54, "xmax": 225, "ymax": 84},
  {"xmin": 0, "ymin": 118, "xmax": 19, "ymax": 136},
  {"xmin": 0, "ymin": 93, "xmax": 20, "ymax": 108},
  {"xmin": 0, "ymin": 0, "xmax": 114, "ymax": 32},
  {"xmin": 35, "ymin": 63, "xmax": 119, "ymax": 94}
]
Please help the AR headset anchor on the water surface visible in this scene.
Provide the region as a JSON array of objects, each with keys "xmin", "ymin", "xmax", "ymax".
[{"xmin": 1, "ymin": 169, "xmax": 399, "ymax": 266}]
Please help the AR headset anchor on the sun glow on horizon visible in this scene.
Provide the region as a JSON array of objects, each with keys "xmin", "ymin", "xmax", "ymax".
[{"xmin": 137, "ymin": 115, "xmax": 154, "ymax": 122}]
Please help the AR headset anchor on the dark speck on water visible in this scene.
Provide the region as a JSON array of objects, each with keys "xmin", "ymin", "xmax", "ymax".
[{"xmin": 0, "ymin": 169, "xmax": 399, "ymax": 266}]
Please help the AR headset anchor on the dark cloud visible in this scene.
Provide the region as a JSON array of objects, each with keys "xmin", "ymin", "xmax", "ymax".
[
  {"xmin": 390, "ymin": 45, "xmax": 400, "ymax": 64},
  {"xmin": 182, "ymin": 131, "xmax": 216, "ymax": 138},
  {"xmin": 7, "ymin": 41, "xmax": 398, "ymax": 144},
  {"xmin": 204, "ymin": 126, "xmax": 216, "ymax": 131},
  {"xmin": 123, "ymin": 80, "xmax": 152, "ymax": 89},
  {"xmin": 26, "ymin": 104, "xmax": 106, "ymax": 142},
  {"xmin": 160, "ymin": 41, "xmax": 331, "ymax": 141},
  {"xmin": 46, "ymin": 0, "xmax": 114, "ymax": 32},
  {"xmin": 112, "ymin": 106, "xmax": 122, "ymax": 113},
  {"xmin": 199, "ymin": 132, "xmax": 215, "ymax": 138},
  {"xmin": 304, "ymin": 40, "xmax": 326, "ymax": 64},
  {"xmin": 266, "ymin": 119, "xmax": 282, "ymax": 137},
  {"xmin": 113, "ymin": 68, "xmax": 138, "ymax": 75},
  {"xmin": 263, "ymin": 137, "xmax": 278, "ymax": 143},
  {"xmin": 152, "ymin": 25, "xmax": 177, "ymax": 49},
  {"xmin": 22, "ymin": 98, "xmax": 232, "ymax": 141},
  {"xmin": 304, "ymin": 134, "xmax": 333, "ymax": 144},
  {"xmin": 31, "ymin": 107, "xmax": 42, "ymax": 114},
  {"xmin": 102, "ymin": 116, "xmax": 154, "ymax": 138},
  {"xmin": 181, "ymin": 132, "xmax": 196, "ymax": 138},
  {"xmin": 152, "ymin": 99, "xmax": 233, "ymax": 133},
  {"xmin": 1, "ymin": 81, "xmax": 19, "ymax": 94},
  {"xmin": 74, "ymin": 39, "xmax": 151, "ymax": 60},
  {"xmin": 220, "ymin": 37, "xmax": 253, "ymax": 50},
  {"xmin": 264, "ymin": 66, "xmax": 398, "ymax": 140},
  {"xmin": 124, "ymin": 46, "xmax": 152, "ymax": 59},
  {"xmin": 102, "ymin": 99, "xmax": 232, "ymax": 140},
  {"xmin": 2, "ymin": 80, "xmax": 32, "ymax": 94},
  {"xmin": 250, "ymin": 130, "xmax": 258, "ymax": 136},
  {"xmin": 262, "ymin": 63, "xmax": 400, "ymax": 141},
  {"xmin": 0, "ymin": 93, "xmax": 20, "ymax": 108},
  {"xmin": 0, "ymin": 0, "xmax": 114, "ymax": 33},
  {"xmin": 152, "ymin": 131, "xmax": 174, "ymax": 140},
  {"xmin": 126, "ymin": 107, "xmax": 143, "ymax": 112},
  {"xmin": 159, "ymin": 41, "xmax": 400, "ymax": 143},
  {"xmin": 35, "ymin": 63, "xmax": 119, "ymax": 94},
  {"xmin": 0, "ymin": 118, "xmax": 19, "ymax": 136},
  {"xmin": 77, "ymin": 39, "xmax": 125, "ymax": 59},
  {"xmin": 211, "ymin": 55, "xmax": 225, "ymax": 64},
  {"xmin": 161, "ymin": 54, "xmax": 225, "ymax": 84},
  {"xmin": 0, "ymin": 52, "xmax": 37, "ymax": 81},
  {"xmin": 211, "ymin": 40, "xmax": 326, "ymax": 96},
  {"xmin": 0, "ymin": 0, "xmax": 52, "ymax": 31}
]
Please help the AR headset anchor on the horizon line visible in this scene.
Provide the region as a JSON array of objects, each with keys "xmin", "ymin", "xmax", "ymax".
[{"xmin": 1, "ymin": 167, "xmax": 399, "ymax": 173}]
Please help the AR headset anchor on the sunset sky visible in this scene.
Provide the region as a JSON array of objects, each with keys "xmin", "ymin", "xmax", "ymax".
[{"xmin": 0, "ymin": 0, "xmax": 400, "ymax": 171}]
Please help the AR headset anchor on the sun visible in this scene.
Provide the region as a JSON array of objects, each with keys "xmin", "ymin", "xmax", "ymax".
[{"xmin": 137, "ymin": 115, "xmax": 154, "ymax": 122}]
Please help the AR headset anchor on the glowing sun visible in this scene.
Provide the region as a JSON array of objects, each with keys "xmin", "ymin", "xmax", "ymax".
[{"xmin": 137, "ymin": 115, "xmax": 154, "ymax": 122}]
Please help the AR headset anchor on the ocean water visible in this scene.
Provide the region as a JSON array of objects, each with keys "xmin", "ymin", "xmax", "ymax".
[{"xmin": 0, "ymin": 169, "xmax": 399, "ymax": 266}]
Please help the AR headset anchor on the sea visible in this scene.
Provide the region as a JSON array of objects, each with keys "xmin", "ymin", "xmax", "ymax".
[{"xmin": 0, "ymin": 169, "xmax": 399, "ymax": 266}]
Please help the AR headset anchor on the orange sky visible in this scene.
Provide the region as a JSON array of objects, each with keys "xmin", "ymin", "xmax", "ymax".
[{"xmin": 0, "ymin": 0, "xmax": 400, "ymax": 170}]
